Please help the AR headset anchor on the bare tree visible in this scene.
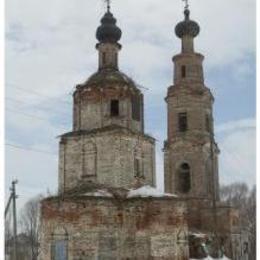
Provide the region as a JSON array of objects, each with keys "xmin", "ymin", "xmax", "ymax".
[
  {"xmin": 246, "ymin": 186, "xmax": 256, "ymax": 260},
  {"xmin": 19, "ymin": 195, "xmax": 43, "ymax": 260},
  {"xmin": 5, "ymin": 217, "xmax": 12, "ymax": 259},
  {"xmin": 220, "ymin": 182, "xmax": 248, "ymax": 205},
  {"xmin": 220, "ymin": 182, "xmax": 256, "ymax": 260}
]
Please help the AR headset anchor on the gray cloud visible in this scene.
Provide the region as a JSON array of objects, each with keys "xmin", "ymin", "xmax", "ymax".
[
  {"xmin": 6, "ymin": 0, "xmax": 255, "ymax": 99},
  {"xmin": 218, "ymin": 127, "xmax": 256, "ymax": 187}
]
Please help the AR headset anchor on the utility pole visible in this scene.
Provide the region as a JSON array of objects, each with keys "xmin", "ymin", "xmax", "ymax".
[
  {"xmin": 5, "ymin": 180, "xmax": 18, "ymax": 260},
  {"xmin": 4, "ymin": 192, "xmax": 13, "ymax": 218},
  {"xmin": 11, "ymin": 180, "xmax": 18, "ymax": 260}
]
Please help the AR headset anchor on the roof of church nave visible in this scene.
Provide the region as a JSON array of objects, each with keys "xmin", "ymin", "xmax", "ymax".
[{"xmin": 80, "ymin": 68, "xmax": 138, "ymax": 89}]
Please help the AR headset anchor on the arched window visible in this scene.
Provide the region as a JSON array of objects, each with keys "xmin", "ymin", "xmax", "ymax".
[
  {"xmin": 181, "ymin": 65, "xmax": 186, "ymax": 78},
  {"xmin": 134, "ymin": 158, "xmax": 141, "ymax": 177},
  {"xmin": 102, "ymin": 52, "xmax": 107, "ymax": 65},
  {"xmin": 178, "ymin": 163, "xmax": 191, "ymax": 193},
  {"xmin": 134, "ymin": 145, "xmax": 143, "ymax": 178},
  {"xmin": 132, "ymin": 95, "xmax": 141, "ymax": 121},
  {"xmin": 82, "ymin": 141, "xmax": 97, "ymax": 178},
  {"xmin": 178, "ymin": 112, "xmax": 188, "ymax": 132},
  {"xmin": 205, "ymin": 158, "xmax": 211, "ymax": 196},
  {"xmin": 51, "ymin": 227, "xmax": 68, "ymax": 260},
  {"xmin": 115, "ymin": 52, "xmax": 118, "ymax": 67},
  {"xmin": 111, "ymin": 99, "xmax": 119, "ymax": 116},
  {"xmin": 205, "ymin": 114, "xmax": 211, "ymax": 133}
]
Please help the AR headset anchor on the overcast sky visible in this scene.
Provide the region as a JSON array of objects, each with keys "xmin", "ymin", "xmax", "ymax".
[{"xmin": 5, "ymin": 0, "xmax": 256, "ymax": 211}]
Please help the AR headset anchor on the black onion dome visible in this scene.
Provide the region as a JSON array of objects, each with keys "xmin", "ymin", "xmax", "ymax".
[
  {"xmin": 96, "ymin": 11, "xmax": 122, "ymax": 43},
  {"xmin": 175, "ymin": 9, "xmax": 200, "ymax": 38}
]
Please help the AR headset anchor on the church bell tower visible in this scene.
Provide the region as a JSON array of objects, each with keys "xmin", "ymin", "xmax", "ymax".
[{"xmin": 164, "ymin": 5, "xmax": 220, "ymax": 200}]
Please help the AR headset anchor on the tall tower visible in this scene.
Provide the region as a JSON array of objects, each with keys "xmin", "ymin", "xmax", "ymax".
[
  {"xmin": 58, "ymin": 6, "xmax": 156, "ymax": 193},
  {"xmin": 164, "ymin": 5, "xmax": 220, "ymax": 200}
]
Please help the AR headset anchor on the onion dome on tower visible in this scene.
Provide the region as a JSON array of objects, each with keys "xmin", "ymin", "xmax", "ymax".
[
  {"xmin": 174, "ymin": 6, "xmax": 200, "ymax": 54},
  {"xmin": 175, "ymin": 9, "xmax": 200, "ymax": 39},
  {"xmin": 93, "ymin": 6, "xmax": 122, "ymax": 71},
  {"xmin": 96, "ymin": 9, "xmax": 122, "ymax": 44}
]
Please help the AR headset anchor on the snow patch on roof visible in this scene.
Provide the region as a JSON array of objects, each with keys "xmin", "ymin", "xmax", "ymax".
[
  {"xmin": 190, "ymin": 232, "xmax": 207, "ymax": 238},
  {"xmin": 84, "ymin": 190, "xmax": 113, "ymax": 197},
  {"xmin": 190, "ymin": 256, "xmax": 230, "ymax": 260},
  {"xmin": 127, "ymin": 185, "xmax": 177, "ymax": 198}
]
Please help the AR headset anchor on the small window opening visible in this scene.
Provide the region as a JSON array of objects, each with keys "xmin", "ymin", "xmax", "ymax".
[
  {"xmin": 115, "ymin": 53, "xmax": 118, "ymax": 67},
  {"xmin": 102, "ymin": 52, "xmax": 107, "ymax": 65},
  {"xmin": 181, "ymin": 66, "xmax": 186, "ymax": 78},
  {"xmin": 132, "ymin": 95, "xmax": 141, "ymax": 121},
  {"xmin": 243, "ymin": 242, "xmax": 249, "ymax": 254},
  {"xmin": 206, "ymin": 114, "xmax": 211, "ymax": 132},
  {"xmin": 178, "ymin": 163, "xmax": 191, "ymax": 193},
  {"xmin": 111, "ymin": 100, "xmax": 119, "ymax": 116},
  {"xmin": 178, "ymin": 112, "xmax": 188, "ymax": 132},
  {"xmin": 134, "ymin": 158, "xmax": 141, "ymax": 178}
]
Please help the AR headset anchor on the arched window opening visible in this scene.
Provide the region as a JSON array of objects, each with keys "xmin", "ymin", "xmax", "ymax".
[
  {"xmin": 178, "ymin": 112, "xmax": 188, "ymax": 132},
  {"xmin": 206, "ymin": 114, "xmax": 211, "ymax": 133},
  {"xmin": 102, "ymin": 52, "xmax": 107, "ymax": 65},
  {"xmin": 115, "ymin": 53, "xmax": 118, "ymax": 67},
  {"xmin": 181, "ymin": 65, "xmax": 186, "ymax": 78},
  {"xmin": 51, "ymin": 240, "xmax": 68, "ymax": 260},
  {"xmin": 111, "ymin": 100, "xmax": 119, "ymax": 116},
  {"xmin": 206, "ymin": 158, "xmax": 212, "ymax": 196},
  {"xmin": 51, "ymin": 227, "xmax": 68, "ymax": 260},
  {"xmin": 178, "ymin": 163, "xmax": 191, "ymax": 193},
  {"xmin": 132, "ymin": 95, "xmax": 141, "ymax": 121},
  {"xmin": 82, "ymin": 142, "xmax": 97, "ymax": 178},
  {"xmin": 134, "ymin": 158, "xmax": 141, "ymax": 178}
]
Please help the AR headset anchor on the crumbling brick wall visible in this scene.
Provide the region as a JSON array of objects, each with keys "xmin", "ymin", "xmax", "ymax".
[
  {"xmin": 39, "ymin": 196, "xmax": 189, "ymax": 260},
  {"xmin": 58, "ymin": 128, "xmax": 155, "ymax": 193}
]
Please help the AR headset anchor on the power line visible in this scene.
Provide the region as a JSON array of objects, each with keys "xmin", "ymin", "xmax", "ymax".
[
  {"xmin": 6, "ymin": 96, "xmax": 72, "ymax": 117},
  {"xmin": 6, "ymin": 97, "xmax": 25, "ymax": 105},
  {"xmin": 6, "ymin": 108, "xmax": 55, "ymax": 122},
  {"xmin": 6, "ymin": 107, "xmax": 70, "ymax": 128},
  {"xmin": 5, "ymin": 143, "xmax": 57, "ymax": 156},
  {"xmin": 7, "ymin": 83, "xmax": 72, "ymax": 105}
]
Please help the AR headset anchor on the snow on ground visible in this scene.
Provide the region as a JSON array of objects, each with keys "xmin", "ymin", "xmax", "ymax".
[{"xmin": 127, "ymin": 185, "xmax": 177, "ymax": 198}]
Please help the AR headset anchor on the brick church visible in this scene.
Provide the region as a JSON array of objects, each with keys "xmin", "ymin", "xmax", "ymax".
[{"xmin": 39, "ymin": 3, "xmax": 248, "ymax": 260}]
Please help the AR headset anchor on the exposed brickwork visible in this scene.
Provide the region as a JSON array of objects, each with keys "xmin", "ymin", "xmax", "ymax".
[
  {"xmin": 73, "ymin": 81, "xmax": 143, "ymax": 133},
  {"xmin": 162, "ymin": 8, "xmax": 247, "ymax": 259},
  {"xmin": 39, "ymin": 196, "xmax": 189, "ymax": 260},
  {"xmin": 39, "ymin": 6, "xmax": 249, "ymax": 260},
  {"xmin": 58, "ymin": 128, "xmax": 155, "ymax": 192},
  {"xmin": 164, "ymin": 52, "xmax": 219, "ymax": 199}
]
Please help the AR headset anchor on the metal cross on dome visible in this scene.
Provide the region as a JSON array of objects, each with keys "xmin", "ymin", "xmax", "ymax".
[
  {"xmin": 104, "ymin": 0, "xmax": 111, "ymax": 12},
  {"xmin": 182, "ymin": 0, "xmax": 189, "ymax": 10}
]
